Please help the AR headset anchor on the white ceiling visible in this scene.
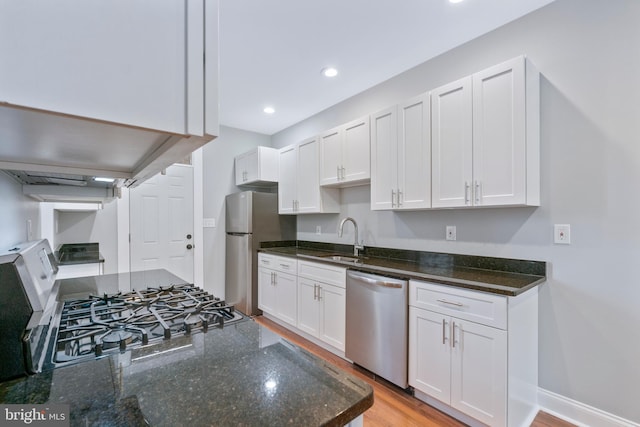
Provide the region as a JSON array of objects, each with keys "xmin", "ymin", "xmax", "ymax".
[{"xmin": 219, "ymin": 0, "xmax": 555, "ymax": 136}]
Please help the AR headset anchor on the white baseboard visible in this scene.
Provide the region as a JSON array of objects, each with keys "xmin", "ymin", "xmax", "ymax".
[{"xmin": 538, "ymin": 388, "xmax": 640, "ymax": 427}]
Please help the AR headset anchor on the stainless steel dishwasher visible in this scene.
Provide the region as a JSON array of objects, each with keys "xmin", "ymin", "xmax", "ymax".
[{"xmin": 345, "ymin": 270, "xmax": 408, "ymax": 389}]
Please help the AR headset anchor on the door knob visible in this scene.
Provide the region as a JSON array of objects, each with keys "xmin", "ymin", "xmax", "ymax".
[
  {"xmin": 186, "ymin": 234, "xmax": 192, "ymax": 239},
  {"xmin": 186, "ymin": 244, "xmax": 193, "ymax": 250}
]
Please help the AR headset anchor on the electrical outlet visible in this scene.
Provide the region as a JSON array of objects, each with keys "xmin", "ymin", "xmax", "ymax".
[
  {"xmin": 316, "ymin": 225, "xmax": 322, "ymax": 235},
  {"xmin": 203, "ymin": 218, "xmax": 216, "ymax": 228},
  {"xmin": 554, "ymin": 224, "xmax": 571, "ymax": 244},
  {"xmin": 446, "ymin": 225, "xmax": 456, "ymax": 241}
]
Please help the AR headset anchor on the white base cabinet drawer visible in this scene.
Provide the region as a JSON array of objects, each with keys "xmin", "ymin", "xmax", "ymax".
[
  {"xmin": 258, "ymin": 253, "xmax": 297, "ymax": 274},
  {"xmin": 410, "ymin": 280, "xmax": 507, "ymax": 329},
  {"xmin": 298, "ymin": 260, "xmax": 346, "ymax": 288}
]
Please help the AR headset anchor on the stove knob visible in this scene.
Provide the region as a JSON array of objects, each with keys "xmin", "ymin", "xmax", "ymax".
[
  {"xmin": 186, "ymin": 234, "xmax": 192, "ymax": 239},
  {"xmin": 187, "ymin": 244, "xmax": 193, "ymax": 250}
]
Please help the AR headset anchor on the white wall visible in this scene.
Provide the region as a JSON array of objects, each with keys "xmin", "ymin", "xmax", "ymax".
[
  {"xmin": 272, "ymin": 0, "xmax": 640, "ymax": 423},
  {"xmin": 0, "ymin": 172, "xmax": 40, "ymax": 249},
  {"xmin": 201, "ymin": 126, "xmax": 273, "ymax": 297}
]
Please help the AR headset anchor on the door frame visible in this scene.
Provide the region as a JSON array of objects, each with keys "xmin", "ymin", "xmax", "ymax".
[{"xmin": 116, "ymin": 148, "xmax": 204, "ymax": 289}]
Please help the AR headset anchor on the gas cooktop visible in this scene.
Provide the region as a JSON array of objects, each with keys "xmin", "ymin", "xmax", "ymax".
[{"xmin": 51, "ymin": 283, "xmax": 244, "ymax": 367}]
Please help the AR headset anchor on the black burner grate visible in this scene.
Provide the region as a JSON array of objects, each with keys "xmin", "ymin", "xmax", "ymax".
[{"xmin": 53, "ymin": 284, "xmax": 242, "ymax": 364}]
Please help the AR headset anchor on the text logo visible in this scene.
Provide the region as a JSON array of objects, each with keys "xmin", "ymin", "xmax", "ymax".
[{"xmin": 1, "ymin": 405, "xmax": 69, "ymax": 426}]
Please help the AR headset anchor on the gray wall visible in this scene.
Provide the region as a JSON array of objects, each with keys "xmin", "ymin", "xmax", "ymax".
[
  {"xmin": 201, "ymin": 126, "xmax": 273, "ymax": 297},
  {"xmin": 272, "ymin": 0, "xmax": 640, "ymax": 422},
  {"xmin": 0, "ymin": 172, "xmax": 40, "ymax": 249}
]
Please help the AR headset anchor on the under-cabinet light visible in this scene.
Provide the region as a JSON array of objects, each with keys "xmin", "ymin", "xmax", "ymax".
[{"xmin": 94, "ymin": 177, "xmax": 115, "ymax": 183}]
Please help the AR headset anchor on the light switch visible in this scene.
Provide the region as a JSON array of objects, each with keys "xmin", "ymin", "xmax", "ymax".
[{"xmin": 203, "ymin": 218, "xmax": 216, "ymax": 228}]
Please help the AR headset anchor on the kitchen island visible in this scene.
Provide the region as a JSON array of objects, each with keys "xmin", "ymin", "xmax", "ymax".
[{"xmin": 0, "ymin": 288, "xmax": 373, "ymax": 426}]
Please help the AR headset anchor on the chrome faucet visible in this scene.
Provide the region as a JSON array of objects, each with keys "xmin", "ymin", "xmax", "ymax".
[{"xmin": 338, "ymin": 217, "xmax": 364, "ymax": 256}]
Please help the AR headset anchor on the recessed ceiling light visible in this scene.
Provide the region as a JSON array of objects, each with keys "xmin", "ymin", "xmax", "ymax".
[
  {"xmin": 263, "ymin": 106, "xmax": 275, "ymax": 114},
  {"xmin": 322, "ymin": 67, "xmax": 338, "ymax": 78},
  {"xmin": 449, "ymin": 0, "xmax": 464, "ymax": 3}
]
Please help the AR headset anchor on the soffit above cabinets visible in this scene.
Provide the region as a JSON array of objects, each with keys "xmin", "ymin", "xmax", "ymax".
[{"xmin": 0, "ymin": 104, "xmax": 212, "ymax": 188}]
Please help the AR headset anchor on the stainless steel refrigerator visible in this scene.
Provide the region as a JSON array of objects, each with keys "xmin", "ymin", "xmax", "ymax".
[{"xmin": 225, "ymin": 191, "xmax": 296, "ymax": 316}]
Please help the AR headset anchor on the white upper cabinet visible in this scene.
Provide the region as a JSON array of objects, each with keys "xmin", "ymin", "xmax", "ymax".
[
  {"xmin": 319, "ymin": 116, "xmax": 370, "ymax": 187},
  {"xmin": 431, "ymin": 76, "xmax": 474, "ymax": 208},
  {"xmin": 432, "ymin": 56, "xmax": 540, "ymax": 208},
  {"xmin": 0, "ymin": 0, "xmax": 219, "ymax": 186},
  {"xmin": 472, "ymin": 57, "xmax": 538, "ymax": 206},
  {"xmin": 371, "ymin": 106, "xmax": 398, "ymax": 210},
  {"xmin": 371, "ymin": 94, "xmax": 431, "ymax": 210},
  {"xmin": 278, "ymin": 139, "xmax": 340, "ymax": 215},
  {"xmin": 319, "ymin": 128, "xmax": 343, "ymax": 186},
  {"xmin": 235, "ymin": 147, "xmax": 279, "ymax": 187},
  {"xmin": 277, "ymin": 145, "xmax": 298, "ymax": 215}
]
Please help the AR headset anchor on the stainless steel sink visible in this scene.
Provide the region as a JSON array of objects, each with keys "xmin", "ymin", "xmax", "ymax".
[
  {"xmin": 328, "ymin": 255, "xmax": 360, "ymax": 262},
  {"xmin": 317, "ymin": 254, "xmax": 364, "ymax": 264}
]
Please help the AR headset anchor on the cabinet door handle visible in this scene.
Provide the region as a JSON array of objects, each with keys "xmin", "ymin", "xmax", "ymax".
[
  {"xmin": 317, "ymin": 284, "xmax": 322, "ymax": 300},
  {"xmin": 464, "ymin": 182, "xmax": 470, "ymax": 205},
  {"xmin": 452, "ymin": 321, "xmax": 457, "ymax": 348},
  {"xmin": 398, "ymin": 189, "xmax": 403, "ymax": 207},
  {"xmin": 442, "ymin": 319, "xmax": 447, "ymax": 345},
  {"xmin": 337, "ymin": 166, "xmax": 341, "ymax": 180},
  {"xmin": 436, "ymin": 299, "xmax": 464, "ymax": 307},
  {"xmin": 391, "ymin": 189, "xmax": 396, "ymax": 208},
  {"xmin": 341, "ymin": 166, "xmax": 346, "ymax": 180},
  {"xmin": 475, "ymin": 180, "xmax": 481, "ymax": 205}
]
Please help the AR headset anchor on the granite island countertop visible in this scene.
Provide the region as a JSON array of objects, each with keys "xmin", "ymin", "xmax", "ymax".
[
  {"xmin": 260, "ymin": 241, "xmax": 546, "ymax": 296},
  {"xmin": 0, "ymin": 319, "xmax": 373, "ymax": 426}
]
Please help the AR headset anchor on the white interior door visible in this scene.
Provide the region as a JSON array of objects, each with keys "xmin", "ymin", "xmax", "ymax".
[{"xmin": 130, "ymin": 164, "xmax": 194, "ymax": 282}]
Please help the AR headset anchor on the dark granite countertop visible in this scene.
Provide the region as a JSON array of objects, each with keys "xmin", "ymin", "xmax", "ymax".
[
  {"xmin": 0, "ymin": 320, "xmax": 373, "ymax": 426},
  {"xmin": 52, "ymin": 269, "xmax": 189, "ymax": 300},
  {"xmin": 259, "ymin": 241, "xmax": 546, "ymax": 296},
  {"xmin": 2, "ymin": 269, "xmax": 372, "ymax": 426},
  {"xmin": 56, "ymin": 243, "xmax": 104, "ymax": 265}
]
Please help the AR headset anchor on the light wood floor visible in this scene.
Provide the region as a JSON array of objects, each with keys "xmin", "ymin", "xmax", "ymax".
[{"xmin": 254, "ymin": 316, "xmax": 574, "ymax": 427}]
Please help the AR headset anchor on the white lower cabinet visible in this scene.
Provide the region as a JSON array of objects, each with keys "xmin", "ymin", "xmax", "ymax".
[
  {"xmin": 410, "ymin": 307, "xmax": 507, "ymax": 426},
  {"xmin": 409, "ymin": 279, "xmax": 538, "ymax": 427},
  {"xmin": 297, "ymin": 278, "xmax": 346, "ymax": 351},
  {"xmin": 258, "ymin": 255, "xmax": 347, "ymax": 354},
  {"xmin": 297, "ymin": 261, "xmax": 347, "ymax": 351},
  {"xmin": 258, "ymin": 254, "xmax": 297, "ymax": 327}
]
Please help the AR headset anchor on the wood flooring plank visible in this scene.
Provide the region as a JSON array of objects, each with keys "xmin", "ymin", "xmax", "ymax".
[{"xmin": 253, "ymin": 315, "xmax": 575, "ymax": 427}]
